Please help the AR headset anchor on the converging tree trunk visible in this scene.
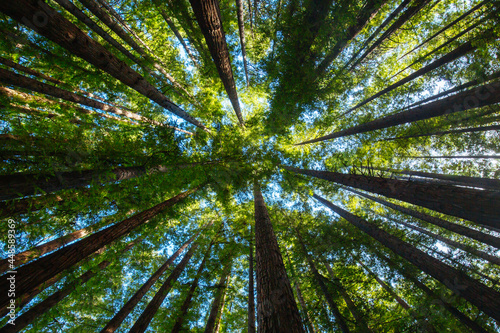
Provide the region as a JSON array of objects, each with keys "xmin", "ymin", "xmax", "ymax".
[
  {"xmin": 205, "ymin": 256, "xmax": 233, "ymax": 333},
  {"xmin": 296, "ymin": 80, "xmax": 500, "ymax": 145},
  {"xmin": 381, "ymin": 124, "xmax": 500, "ymax": 142},
  {"xmin": 0, "ymin": 0, "xmax": 207, "ymax": 130},
  {"xmin": 0, "ymin": 185, "xmax": 202, "ymax": 310},
  {"xmin": 189, "ymin": 0, "xmax": 245, "ymax": 126},
  {"xmin": 312, "ymin": 193, "xmax": 500, "ymax": 321},
  {"xmin": 248, "ymin": 225, "xmax": 256, "ymax": 333},
  {"xmin": 235, "ymin": 0, "xmax": 250, "ymax": 86},
  {"xmin": 254, "ymin": 183, "xmax": 304, "ymax": 332}
]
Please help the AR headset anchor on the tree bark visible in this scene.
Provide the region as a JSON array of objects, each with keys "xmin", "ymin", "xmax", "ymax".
[
  {"xmin": 248, "ymin": 226, "xmax": 256, "ymax": 333},
  {"xmin": 0, "ymin": 0, "xmax": 207, "ymax": 130},
  {"xmin": 358, "ymin": 260, "xmax": 437, "ymax": 332},
  {"xmin": 236, "ymin": 0, "xmax": 250, "ymax": 86},
  {"xmin": 324, "ymin": 262, "xmax": 371, "ymax": 332},
  {"xmin": 254, "ymin": 183, "xmax": 304, "ymax": 332},
  {"xmin": 312, "ymin": 193, "xmax": 500, "ymax": 322},
  {"xmin": 287, "ymin": 166, "xmax": 500, "ymax": 228},
  {"xmin": 294, "ymin": 281, "xmax": 316, "ymax": 333},
  {"xmin": 296, "ymin": 80, "xmax": 500, "ymax": 145},
  {"xmin": 204, "ymin": 257, "xmax": 233, "ymax": 333},
  {"xmin": 100, "ymin": 231, "xmax": 201, "ymax": 333},
  {"xmin": 346, "ymin": 187, "xmax": 500, "ymax": 249},
  {"xmin": 0, "ymin": 185, "xmax": 202, "ymax": 310},
  {"xmin": 381, "ymin": 124, "xmax": 500, "ymax": 142},
  {"xmin": 0, "ymin": 56, "xmax": 61, "ymax": 84},
  {"xmin": 0, "ymin": 191, "xmax": 76, "ymax": 219},
  {"xmin": 0, "ymin": 239, "xmax": 139, "ymax": 333},
  {"xmin": 296, "ymin": 229, "xmax": 350, "ymax": 333},
  {"xmin": 189, "ymin": 0, "xmax": 244, "ymax": 126},
  {"xmin": 378, "ymin": 252, "xmax": 490, "ymax": 333}
]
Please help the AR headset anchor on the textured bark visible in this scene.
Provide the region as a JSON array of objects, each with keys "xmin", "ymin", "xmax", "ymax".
[
  {"xmin": 313, "ymin": 194, "xmax": 500, "ymax": 322},
  {"xmin": 0, "ymin": 191, "xmax": 73, "ymax": 219},
  {"xmin": 248, "ymin": 226, "xmax": 256, "ymax": 333},
  {"xmin": 235, "ymin": 0, "xmax": 250, "ymax": 86},
  {"xmin": 358, "ymin": 261, "xmax": 437, "ymax": 332},
  {"xmin": 324, "ymin": 262, "xmax": 371, "ymax": 332},
  {"xmin": 0, "ymin": 239, "xmax": 139, "ymax": 333},
  {"xmin": 381, "ymin": 124, "xmax": 500, "ymax": 142},
  {"xmin": 399, "ymin": 0, "xmax": 488, "ymax": 59},
  {"xmin": 297, "ymin": 80, "xmax": 500, "ymax": 145},
  {"xmin": 204, "ymin": 257, "xmax": 233, "ymax": 333},
  {"xmin": 287, "ymin": 166, "xmax": 500, "ymax": 228},
  {"xmin": 347, "ymin": 188, "xmax": 500, "ymax": 249},
  {"xmin": 189, "ymin": 0, "xmax": 244, "ymax": 125},
  {"xmin": 314, "ymin": 0, "xmax": 387, "ymax": 77},
  {"xmin": 0, "ymin": 186, "xmax": 201, "ymax": 310},
  {"xmin": 170, "ymin": 240, "xmax": 215, "ymax": 333},
  {"xmin": 0, "ymin": 0, "xmax": 207, "ymax": 130},
  {"xmin": 297, "ymin": 230, "xmax": 350, "ymax": 333},
  {"xmin": 0, "ymin": 56, "xmax": 61, "ymax": 84},
  {"xmin": 388, "ymin": 216, "xmax": 500, "ymax": 266},
  {"xmin": 254, "ymin": 184, "xmax": 304, "ymax": 332},
  {"xmin": 294, "ymin": 281, "xmax": 316, "ymax": 333},
  {"xmin": 378, "ymin": 253, "xmax": 490, "ymax": 333},
  {"xmin": 350, "ymin": 0, "xmax": 433, "ymax": 68},
  {"xmin": 344, "ymin": 0, "xmax": 412, "ymax": 70},
  {"xmin": 100, "ymin": 232, "xmax": 201, "ymax": 333}
]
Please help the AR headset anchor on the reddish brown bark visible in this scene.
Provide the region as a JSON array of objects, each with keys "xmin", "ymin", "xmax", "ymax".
[
  {"xmin": 100, "ymin": 231, "xmax": 201, "ymax": 332},
  {"xmin": 346, "ymin": 188, "xmax": 500, "ymax": 249},
  {"xmin": 294, "ymin": 281, "xmax": 316, "ymax": 333},
  {"xmin": 189, "ymin": 0, "xmax": 244, "ymax": 125},
  {"xmin": 254, "ymin": 184, "xmax": 304, "ymax": 332},
  {"xmin": 0, "ymin": 0, "xmax": 207, "ymax": 130},
  {"xmin": 204, "ymin": 257, "xmax": 233, "ymax": 333},
  {"xmin": 0, "ymin": 191, "xmax": 71, "ymax": 219},
  {"xmin": 0, "ymin": 56, "xmax": 60, "ymax": 84},
  {"xmin": 0, "ymin": 185, "xmax": 202, "ymax": 310},
  {"xmin": 248, "ymin": 226, "xmax": 256, "ymax": 333},
  {"xmin": 296, "ymin": 80, "xmax": 500, "ymax": 145},
  {"xmin": 313, "ymin": 193, "xmax": 500, "ymax": 321}
]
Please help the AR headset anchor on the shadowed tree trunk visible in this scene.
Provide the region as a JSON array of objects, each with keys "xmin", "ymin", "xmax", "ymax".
[
  {"xmin": 345, "ymin": 187, "xmax": 500, "ymax": 249},
  {"xmin": 205, "ymin": 256, "xmax": 233, "ymax": 333},
  {"xmin": 0, "ymin": 185, "xmax": 202, "ymax": 310},
  {"xmin": 312, "ymin": 193, "xmax": 500, "ymax": 321},
  {"xmin": 100, "ymin": 230, "xmax": 203, "ymax": 333},
  {"xmin": 248, "ymin": 226, "xmax": 256, "ymax": 333},
  {"xmin": 378, "ymin": 252, "xmax": 490, "ymax": 333},
  {"xmin": 296, "ymin": 80, "xmax": 500, "ymax": 145},
  {"xmin": 189, "ymin": 0, "xmax": 245, "ymax": 126},
  {"xmin": 0, "ymin": 191, "xmax": 79, "ymax": 219},
  {"xmin": 381, "ymin": 124, "xmax": 500, "ymax": 142},
  {"xmin": 358, "ymin": 260, "xmax": 437, "ymax": 332},
  {"xmin": 0, "ymin": 239, "xmax": 140, "ymax": 333},
  {"xmin": 296, "ymin": 229, "xmax": 350, "ymax": 333},
  {"xmin": 294, "ymin": 281, "xmax": 316, "ymax": 333},
  {"xmin": 0, "ymin": 56, "xmax": 61, "ymax": 84},
  {"xmin": 254, "ymin": 183, "xmax": 304, "ymax": 332},
  {"xmin": 324, "ymin": 262, "xmax": 371, "ymax": 332},
  {"xmin": 0, "ymin": 0, "xmax": 207, "ymax": 130},
  {"xmin": 286, "ymin": 166, "xmax": 500, "ymax": 228},
  {"xmin": 236, "ymin": 0, "xmax": 250, "ymax": 86}
]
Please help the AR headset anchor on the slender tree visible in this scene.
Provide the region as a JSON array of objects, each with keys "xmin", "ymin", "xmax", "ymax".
[
  {"xmin": 204, "ymin": 256, "xmax": 233, "ymax": 333},
  {"xmin": 248, "ymin": 225, "xmax": 256, "ymax": 333},
  {"xmin": 254, "ymin": 183, "xmax": 304, "ymax": 332},
  {"xmin": 235, "ymin": 0, "xmax": 250, "ymax": 86},
  {"xmin": 312, "ymin": 193, "xmax": 500, "ymax": 321},
  {"xmin": 189, "ymin": 0, "xmax": 245, "ymax": 126},
  {"xmin": 381, "ymin": 124, "xmax": 500, "ymax": 142}
]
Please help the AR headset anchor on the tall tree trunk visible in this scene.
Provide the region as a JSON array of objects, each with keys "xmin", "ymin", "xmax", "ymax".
[
  {"xmin": 296, "ymin": 80, "xmax": 500, "ymax": 145},
  {"xmin": 398, "ymin": 0, "xmax": 488, "ymax": 59},
  {"xmin": 0, "ymin": 185, "xmax": 202, "ymax": 310},
  {"xmin": 324, "ymin": 262, "xmax": 371, "ymax": 332},
  {"xmin": 350, "ymin": 0, "xmax": 433, "ymax": 69},
  {"xmin": 345, "ymin": 187, "xmax": 500, "ymax": 249},
  {"xmin": 0, "ymin": 239, "xmax": 139, "ymax": 333},
  {"xmin": 170, "ymin": 238, "xmax": 217, "ymax": 333},
  {"xmin": 314, "ymin": 0, "xmax": 387, "ymax": 78},
  {"xmin": 378, "ymin": 252, "xmax": 490, "ymax": 333},
  {"xmin": 344, "ymin": 0, "xmax": 412, "ymax": 70},
  {"xmin": 294, "ymin": 281, "xmax": 316, "ymax": 333},
  {"xmin": 312, "ymin": 193, "xmax": 500, "ymax": 321},
  {"xmin": 0, "ymin": 191, "xmax": 76, "ymax": 219},
  {"xmin": 286, "ymin": 166, "xmax": 500, "ymax": 229},
  {"xmin": 0, "ymin": 0, "xmax": 207, "ymax": 130},
  {"xmin": 204, "ymin": 257, "xmax": 233, "ymax": 333},
  {"xmin": 100, "ymin": 231, "xmax": 202, "ymax": 333},
  {"xmin": 189, "ymin": 0, "xmax": 244, "ymax": 126},
  {"xmin": 248, "ymin": 226, "xmax": 256, "ymax": 333},
  {"xmin": 236, "ymin": 0, "xmax": 250, "ymax": 86},
  {"xmin": 296, "ymin": 230, "xmax": 350, "ymax": 333},
  {"xmin": 0, "ymin": 56, "xmax": 61, "ymax": 84},
  {"xmin": 350, "ymin": 32, "xmax": 495, "ymax": 111},
  {"xmin": 408, "ymin": 155, "xmax": 500, "ymax": 159},
  {"xmin": 254, "ymin": 183, "xmax": 304, "ymax": 332},
  {"xmin": 385, "ymin": 216, "xmax": 500, "ymax": 266},
  {"xmin": 358, "ymin": 260, "xmax": 437, "ymax": 332},
  {"xmin": 381, "ymin": 124, "xmax": 500, "ymax": 142}
]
